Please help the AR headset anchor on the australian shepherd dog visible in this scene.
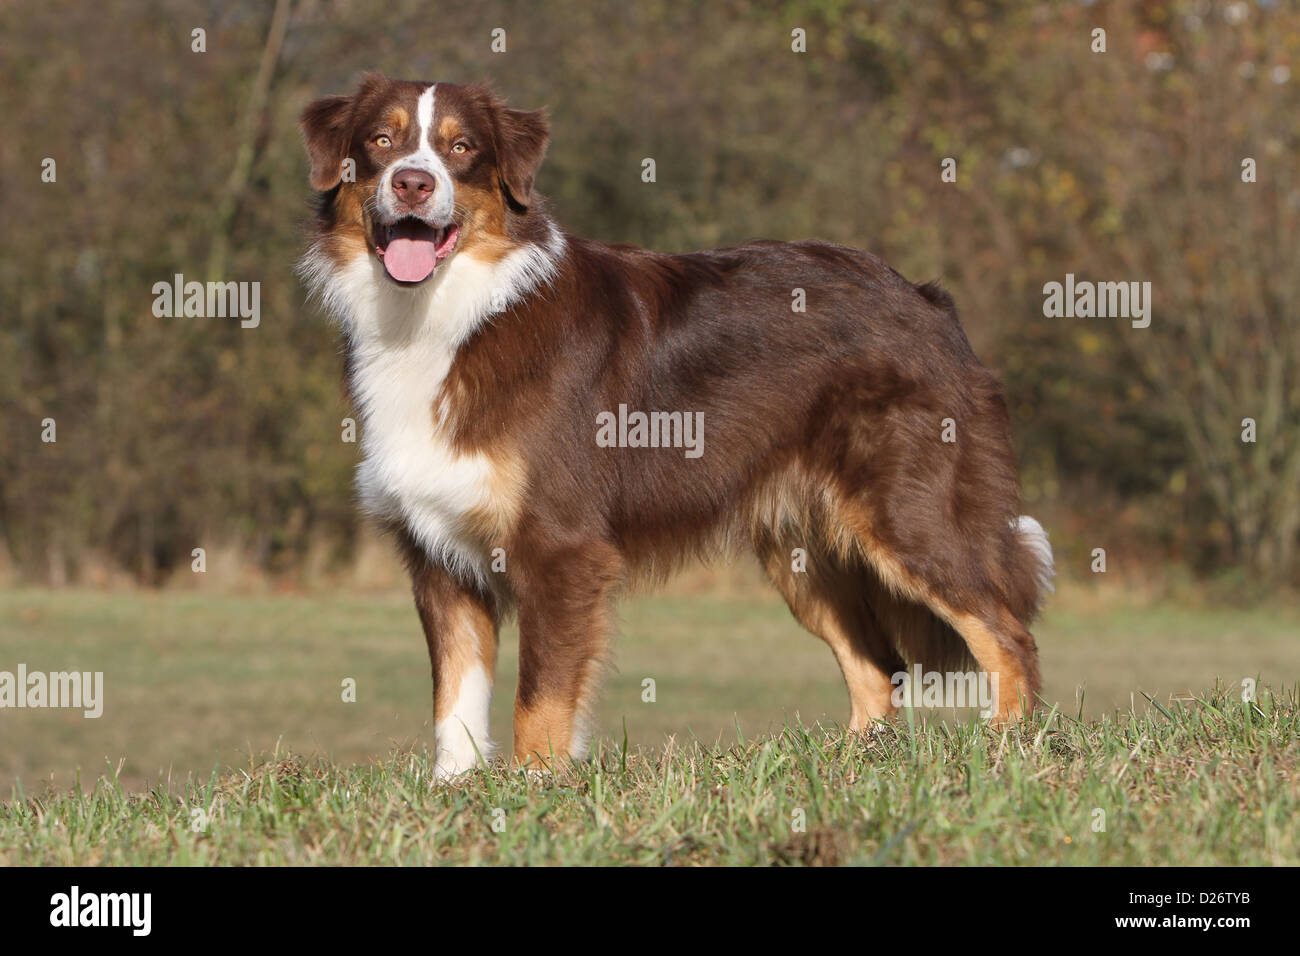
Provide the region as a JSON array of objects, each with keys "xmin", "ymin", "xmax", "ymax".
[{"xmin": 298, "ymin": 73, "xmax": 1053, "ymax": 780}]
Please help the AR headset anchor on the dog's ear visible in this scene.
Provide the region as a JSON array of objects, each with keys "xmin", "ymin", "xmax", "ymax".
[
  {"xmin": 493, "ymin": 102, "xmax": 549, "ymax": 212},
  {"xmin": 300, "ymin": 94, "xmax": 354, "ymax": 191},
  {"xmin": 301, "ymin": 72, "xmax": 392, "ymax": 191}
]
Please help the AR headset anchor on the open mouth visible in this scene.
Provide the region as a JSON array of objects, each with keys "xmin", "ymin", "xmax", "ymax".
[{"xmin": 374, "ymin": 217, "xmax": 460, "ymax": 284}]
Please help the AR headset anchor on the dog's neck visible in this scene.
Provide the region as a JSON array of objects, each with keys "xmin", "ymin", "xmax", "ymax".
[{"xmin": 300, "ymin": 218, "xmax": 567, "ymax": 354}]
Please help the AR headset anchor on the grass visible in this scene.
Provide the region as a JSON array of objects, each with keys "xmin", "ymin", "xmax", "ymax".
[
  {"xmin": 2, "ymin": 687, "xmax": 1296, "ymax": 865},
  {"xmin": 0, "ymin": 580, "xmax": 1297, "ymax": 864}
]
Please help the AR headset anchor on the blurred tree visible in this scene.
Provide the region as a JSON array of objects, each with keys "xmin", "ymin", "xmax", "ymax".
[{"xmin": 0, "ymin": 0, "xmax": 1295, "ymax": 588}]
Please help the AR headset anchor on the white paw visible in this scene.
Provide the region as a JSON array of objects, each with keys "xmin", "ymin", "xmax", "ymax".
[{"xmin": 431, "ymin": 727, "xmax": 495, "ymax": 784}]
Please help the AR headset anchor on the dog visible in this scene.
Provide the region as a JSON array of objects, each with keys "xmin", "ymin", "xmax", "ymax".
[{"xmin": 298, "ymin": 73, "xmax": 1053, "ymax": 780}]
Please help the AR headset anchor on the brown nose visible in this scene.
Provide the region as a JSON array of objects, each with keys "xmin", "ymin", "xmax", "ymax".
[{"xmin": 391, "ymin": 168, "xmax": 436, "ymax": 206}]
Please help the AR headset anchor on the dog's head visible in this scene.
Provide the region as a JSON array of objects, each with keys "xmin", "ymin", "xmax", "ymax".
[{"xmin": 300, "ymin": 73, "xmax": 548, "ymax": 285}]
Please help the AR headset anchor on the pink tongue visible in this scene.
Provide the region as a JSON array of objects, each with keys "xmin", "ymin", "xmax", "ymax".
[{"xmin": 382, "ymin": 237, "xmax": 438, "ymax": 282}]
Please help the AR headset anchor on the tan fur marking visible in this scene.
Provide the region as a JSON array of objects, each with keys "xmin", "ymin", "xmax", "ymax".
[
  {"xmin": 942, "ymin": 610, "xmax": 1034, "ymax": 722},
  {"xmin": 452, "ymin": 179, "xmax": 515, "ymax": 264},
  {"xmin": 758, "ymin": 546, "xmax": 899, "ymax": 729},
  {"xmin": 463, "ymin": 445, "xmax": 528, "ymax": 544},
  {"xmin": 823, "ymin": 493, "xmax": 942, "ymax": 604},
  {"xmin": 438, "ymin": 115, "xmax": 462, "ymax": 143},
  {"xmin": 513, "ymin": 697, "xmax": 574, "ymax": 768},
  {"xmin": 747, "ymin": 463, "xmax": 817, "ymax": 542},
  {"xmin": 432, "ymin": 594, "xmax": 497, "ymax": 721},
  {"xmin": 817, "ymin": 617, "xmax": 898, "ymax": 728},
  {"xmin": 889, "ymin": 588, "xmax": 1035, "ymax": 722},
  {"xmin": 320, "ymin": 182, "xmax": 372, "ymax": 266}
]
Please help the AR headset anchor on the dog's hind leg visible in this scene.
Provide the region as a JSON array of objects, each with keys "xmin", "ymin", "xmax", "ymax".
[
  {"xmin": 756, "ymin": 537, "xmax": 904, "ymax": 730},
  {"xmin": 831, "ymin": 503, "xmax": 1048, "ymax": 724},
  {"xmin": 811, "ymin": 365, "xmax": 1053, "ymax": 722}
]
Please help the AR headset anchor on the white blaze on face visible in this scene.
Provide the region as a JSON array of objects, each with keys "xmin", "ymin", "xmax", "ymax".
[
  {"xmin": 433, "ymin": 664, "xmax": 495, "ymax": 780},
  {"xmin": 416, "ymin": 83, "xmax": 436, "ymax": 145}
]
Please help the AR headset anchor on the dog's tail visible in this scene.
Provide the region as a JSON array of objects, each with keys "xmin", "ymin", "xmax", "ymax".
[{"xmin": 1013, "ymin": 514, "xmax": 1055, "ymax": 616}]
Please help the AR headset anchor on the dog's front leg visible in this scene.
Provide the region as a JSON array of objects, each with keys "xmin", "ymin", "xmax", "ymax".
[
  {"xmin": 512, "ymin": 540, "xmax": 622, "ymax": 770},
  {"xmin": 407, "ymin": 549, "xmax": 500, "ymax": 781}
]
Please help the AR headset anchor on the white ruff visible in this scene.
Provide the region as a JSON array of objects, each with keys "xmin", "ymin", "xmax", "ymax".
[{"xmin": 299, "ymin": 227, "xmax": 565, "ymax": 584}]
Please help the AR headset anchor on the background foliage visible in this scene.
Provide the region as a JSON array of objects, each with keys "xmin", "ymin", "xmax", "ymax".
[{"xmin": 1, "ymin": 0, "xmax": 1297, "ymax": 591}]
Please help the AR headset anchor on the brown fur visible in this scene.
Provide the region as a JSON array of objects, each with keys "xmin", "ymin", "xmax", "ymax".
[{"xmin": 300, "ymin": 75, "xmax": 1050, "ymax": 772}]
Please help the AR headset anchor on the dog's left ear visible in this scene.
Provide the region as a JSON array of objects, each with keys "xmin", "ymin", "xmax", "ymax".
[{"xmin": 493, "ymin": 104, "xmax": 549, "ymax": 212}]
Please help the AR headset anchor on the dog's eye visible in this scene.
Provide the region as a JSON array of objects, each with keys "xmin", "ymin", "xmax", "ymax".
[
  {"xmin": 373, "ymin": 135, "xmax": 392, "ymax": 148},
  {"xmin": 451, "ymin": 141, "xmax": 469, "ymax": 154}
]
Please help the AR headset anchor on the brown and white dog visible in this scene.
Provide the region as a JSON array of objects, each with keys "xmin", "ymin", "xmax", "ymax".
[{"xmin": 298, "ymin": 73, "xmax": 1053, "ymax": 780}]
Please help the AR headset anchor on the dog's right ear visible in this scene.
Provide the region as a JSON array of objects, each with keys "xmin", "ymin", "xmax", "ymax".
[{"xmin": 300, "ymin": 94, "xmax": 354, "ymax": 191}]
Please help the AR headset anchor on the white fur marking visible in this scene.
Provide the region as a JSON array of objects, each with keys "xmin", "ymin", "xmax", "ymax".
[
  {"xmin": 1015, "ymin": 515, "xmax": 1055, "ymax": 605},
  {"xmin": 433, "ymin": 664, "xmax": 495, "ymax": 780},
  {"xmin": 417, "ymin": 83, "xmax": 436, "ymax": 146},
  {"xmin": 568, "ymin": 714, "xmax": 593, "ymax": 762}
]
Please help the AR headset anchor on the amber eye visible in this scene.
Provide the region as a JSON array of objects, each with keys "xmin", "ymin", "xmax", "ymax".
[
  {"xmin": 451, "ymin": 141, "xmax": 469, "ymax": 154},
  {"xmin": 373, "ymin": 135, "xmax": 392, "ymax": 148}
]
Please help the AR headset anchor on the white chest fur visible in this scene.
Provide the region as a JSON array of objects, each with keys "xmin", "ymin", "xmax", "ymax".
[
  {"xmin": 301, "ymin": 232, "xmax": 565, "ymax": 581},
  {"xmin": 351, "ymin": 325, "xmax": 496, "ymax": 580}
]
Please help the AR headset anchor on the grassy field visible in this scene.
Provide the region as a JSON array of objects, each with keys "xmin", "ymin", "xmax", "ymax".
[
  {"xmin": 1, "ymin": 580, "xmax": 1298, "ymax": 864},
  {"xmin": 2, "ymin": 691, "xmax": 1296, "ymax": 865}
]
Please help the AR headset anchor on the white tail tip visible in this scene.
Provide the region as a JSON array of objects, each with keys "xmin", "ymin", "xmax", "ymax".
[{"xmin": 1015, "ymin": 514, "xmax": 1055, "ymax": 603}]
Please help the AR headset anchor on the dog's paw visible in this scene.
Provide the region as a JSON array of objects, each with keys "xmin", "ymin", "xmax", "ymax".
[{"xmin": 431, "ymin": 738, "xmax": 496, "ymax": 786}]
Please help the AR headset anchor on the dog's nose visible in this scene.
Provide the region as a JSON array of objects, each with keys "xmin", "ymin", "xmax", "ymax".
[{"xmin": 392, "ymin": 168, "xmax": 436, "ymax": 207}]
